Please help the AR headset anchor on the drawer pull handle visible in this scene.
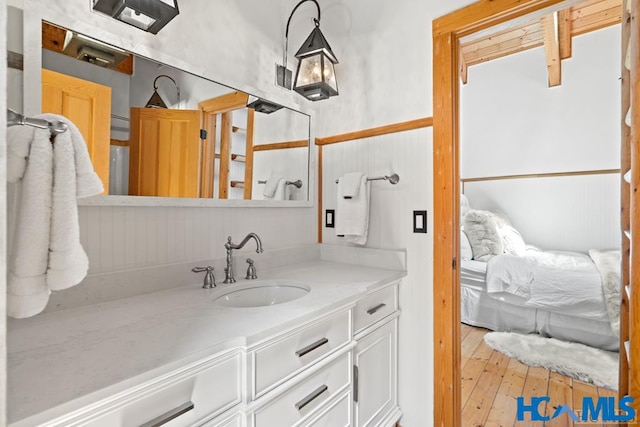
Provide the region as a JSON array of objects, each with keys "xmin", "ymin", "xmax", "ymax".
[
  {"xmin": 139, "ymin": 401, "xmax": 194, "ymax": 427},
  {"xmin": 295, "ymin": 337, "xmax": 329, "ymax": 357},
  {"xmin": 367, "ymin": 303, "xmax": 387, "ymax": 315},
  {"xmin": 353, "ymin": 365, "xmax": 359, "ymax": 403},
  {"xmin": 295, "ymin": 385, "xmax": 329, "ymax": 411}
]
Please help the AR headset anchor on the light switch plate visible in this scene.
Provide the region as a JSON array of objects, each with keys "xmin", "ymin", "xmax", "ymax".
[
  {"xmin": 413, "ymin": 210, "xmax": 427, "ymax": 233},
  {"xmin": 325, "ymin": 209, "xmax": 335, "ymax": 228}
]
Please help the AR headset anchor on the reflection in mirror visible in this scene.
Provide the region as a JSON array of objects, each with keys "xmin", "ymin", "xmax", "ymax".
[{"xmin": 40, "ymin": 22, "xmax": 311, "ymax": 202}]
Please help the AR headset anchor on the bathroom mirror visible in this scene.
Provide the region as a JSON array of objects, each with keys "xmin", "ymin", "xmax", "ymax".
[{"xmin": 38, "ymin": 22, "xmax": 311, "ymax": 205}]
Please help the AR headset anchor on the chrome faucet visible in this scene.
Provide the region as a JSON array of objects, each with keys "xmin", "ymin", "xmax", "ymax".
[{"xmin": 224, "ymin": 233, "xmax": 263, "ymax": 283}]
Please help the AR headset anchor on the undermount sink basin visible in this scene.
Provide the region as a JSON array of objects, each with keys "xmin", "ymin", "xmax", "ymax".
[{"xmin": 211, "ymin": 280, "xmax": 310, "ymax": 308}]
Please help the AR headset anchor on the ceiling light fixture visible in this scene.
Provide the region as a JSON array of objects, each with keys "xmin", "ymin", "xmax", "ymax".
[
  {"xmin": 276, "ymin": 0, "xmax": 338, "ymax": 101},
  {"xmin": 247, "ymin": 96, "xmax": 284, "ymax": 114},
  {"xmin": 92, "ymin": 0, "xmax": 180, "ymax": 34}
]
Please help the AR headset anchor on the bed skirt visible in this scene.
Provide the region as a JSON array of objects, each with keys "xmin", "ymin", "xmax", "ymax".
[{"xmin": 461, "ymin": 285, "xmax": 619, "ymax": 351}]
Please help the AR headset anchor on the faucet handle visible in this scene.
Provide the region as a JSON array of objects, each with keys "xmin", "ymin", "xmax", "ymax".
[
  {"xmin": 192, "ymin": 266, "xmax": 216, "ymax": 289},
  {"xmin": 245, "ymin": 258, "xmax": 257, "ymax": 280}
]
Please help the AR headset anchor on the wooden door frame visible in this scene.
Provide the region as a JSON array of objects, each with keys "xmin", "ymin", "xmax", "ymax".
[{"xmin": 432, "ymin": 1, "xmax": 577, "ymax": 425}]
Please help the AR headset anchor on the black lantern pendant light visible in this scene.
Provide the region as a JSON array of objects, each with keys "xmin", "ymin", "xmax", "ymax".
[
  {"xmin": 145, "ymin": 75, "xmax": 180, "ymax": 108},
  {"xmin": 276, "ymin": 0, "xmax": 339, "ymax": 101},
  {"xmin": 92, "ymin": 0, "xmax": 180, "ymax": 34}
]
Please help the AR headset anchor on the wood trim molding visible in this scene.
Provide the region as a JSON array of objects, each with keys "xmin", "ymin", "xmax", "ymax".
[
  {"xmin": 461, "ymin": 168, "xmax": 620, "ymax": 184},
  {"xmin": 198, "ymin": 91, "xmax": 248, "ymax": 114},
  {"xmin": 317, "ymin": 145, "xmax": 323, "ymax": 244},
  {"xmin": 244, "ymin": 108, "xmax": 255, "ymax": 200},
  {"xmin": 432, "ymin": 1, "xmax": 583, "ymax": 426},
  {"xmin": 253, "ymin": 140, "xmax": 309, "ymax": 151},
  {"xmin": 432, "ymin": 0, "xmax": 575, "ymax": 38},
  {"xmin": 110, "ymin": 138, "xmax": 129, "ymax": 147},
  {"xmin": 315, "ymin": 117, "xmax": 433, "ymax": 146}
]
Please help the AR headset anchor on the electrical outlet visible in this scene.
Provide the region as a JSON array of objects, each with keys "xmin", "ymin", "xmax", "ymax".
[{"xmin": 413, "ymin": 210, "xmax": 427, "ymax": 233}]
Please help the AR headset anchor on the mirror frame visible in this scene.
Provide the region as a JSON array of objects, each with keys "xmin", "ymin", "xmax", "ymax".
[{"xmin": 21, "ymin": 6, "xmax": 315, "ymax": 208}]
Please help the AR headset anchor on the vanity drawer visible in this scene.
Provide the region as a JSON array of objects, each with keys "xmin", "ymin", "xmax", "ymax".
[
  {"xmin": 84, "ymin": 352, "xmax": 242, "ymax": 427},
  {"xmin": 303, "ymin": 391, "xmax": 351, "ymax": 427},
  {"xmin": 252, "ymin": 310, "xmax": 351, "ymax": 398},
  {"xmin": 353, "ymin": 283, "xmax": 398, "ymax": 333},
  {"xmin": 252, "ymin": 352, "xmax": 351, "ymax": 427}
]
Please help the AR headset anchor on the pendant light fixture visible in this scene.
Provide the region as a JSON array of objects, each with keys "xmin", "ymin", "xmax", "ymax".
[
  {"xmin": 276, "ymin": 0, "xmax": 339, "ymax": 101},
  {"xmin": 92, "ymin": 0, "xmax": 180, "ymax": 34},
  {"xmin": 145, "ymin": 75, "xmax": 180, "ymax": 108}
]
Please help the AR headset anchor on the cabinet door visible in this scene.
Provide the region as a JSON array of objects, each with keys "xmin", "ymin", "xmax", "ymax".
[
  {"xmin": 42, "ymin": 69, "xmax": 111, "ymax": 193},
  {"xmin": 353, "ymin": 318, "xmax": 397, "ymax": 427}
]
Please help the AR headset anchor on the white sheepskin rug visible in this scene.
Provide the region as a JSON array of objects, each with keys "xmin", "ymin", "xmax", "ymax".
[{"xmin": 483, "ymin": 332, "xmax": 618, "ymax": 390}]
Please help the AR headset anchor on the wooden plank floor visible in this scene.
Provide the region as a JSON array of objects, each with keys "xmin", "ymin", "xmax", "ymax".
[{"xmin": 461, "ymin": 324, "xmax": 617, "ymax": 427}]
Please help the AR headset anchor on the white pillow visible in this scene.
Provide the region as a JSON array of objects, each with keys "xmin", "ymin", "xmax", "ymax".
[
  {"xmin": 460, "ymin": 230, "xmax": 473, "ymax": 260},
  {"xmin": 463, "ymin": 210, "xmax": 504, "ymax": 262},
  {"xmin": 499, "ymin": 225, "xmax": 526, "ymax": 256}
]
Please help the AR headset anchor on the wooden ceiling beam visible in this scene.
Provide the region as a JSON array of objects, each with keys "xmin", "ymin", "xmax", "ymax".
[
  {"xmin": 459, "ymin": 47, "xmax": 469, "ymax": 84},
  {"xmin": 541, "ymin": 13, "xmax": 561, "ymax": 87},
  {"xmin": 462, "ymin": 29, "xmax": 544, "ymax": 65},
  {"xmin": 571, "ymin": 5, "xmax": 622, "ymax": 35},
  {"xmin": 558, "ymin": 8, "xmax": 572, "ymax": 58}
]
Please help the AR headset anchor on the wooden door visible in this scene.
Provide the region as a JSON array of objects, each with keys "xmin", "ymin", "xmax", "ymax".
[
  {"xmin": 41, "ymin": 68, "xmax": 111, "ymax": 193},
  {"xmin": 129, "ymin": 107, "xmax": 200, "ymax": 197}
]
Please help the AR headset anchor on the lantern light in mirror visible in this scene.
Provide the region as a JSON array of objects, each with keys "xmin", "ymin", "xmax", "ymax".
[
  {"xmin": 275, "ymin": 0, "xmax": 338, "ymax": 101},
  {"xmin": 247, "ymin": 96, "xmax": 284, "ymax": 114},
  {"xmin": 145, "ymin": 75, "xmax": 180, "ymax": 108},
  {"xmin": 92, "ymin": 0, "xmax": 180, "ymax": 34}
]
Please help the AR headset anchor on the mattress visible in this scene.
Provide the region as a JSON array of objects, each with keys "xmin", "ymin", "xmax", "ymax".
[{"xmin": 460, "ymin": 260, "xmax": 619, "ymax": 351}]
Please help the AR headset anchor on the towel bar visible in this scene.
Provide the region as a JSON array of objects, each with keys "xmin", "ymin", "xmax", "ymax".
[
  {"xmin": 7, "ymin": 109, "xmax": 68, "ymax": 135},
  {"xmin": 257, "ymin": 179, "xmax": 303, "ymax": 188},
  {"xmin": 335, "ymin": 173, "xmax": 399, "ymax": 185}
]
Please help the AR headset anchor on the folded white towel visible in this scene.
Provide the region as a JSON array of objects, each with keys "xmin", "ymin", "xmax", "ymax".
[
  {"xmin": 7, "ymin": 126, "xmax": 54, "ymax": 318},
  {"xmin": 340, "ymin": 172, "xmax": 364, "ymax": 199},
  {"xmin": 47, "ymin": 123, "xmax": 91, "ymax": 290},
  {"xmin": 7, "ymin": 114, "xmax": 104, "ymax": 318},
  {"xmin": 7, "ymin": 124, "xmax": 34, "ymax": 182},
  {"xmin": 263, "ymin": 175, "xmax": 283, "ymax": 198},
  {"xmin": 335, "ymin": 175, "xmax": 370, "ymax": 245},
  {"xmin": 39, "ymin": 114, "xmax": 104, "ymax": 198}
]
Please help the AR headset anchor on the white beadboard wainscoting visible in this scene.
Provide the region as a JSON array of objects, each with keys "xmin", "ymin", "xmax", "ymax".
[
  {"xmin": 320, "ymin": 127, "xmax": 434, "ymax": 427},
  {"xmin": 463, "ymin": 173, "xmax": 621, "ymax": 253},
  {"xmin": 78, "ymin": 206, "xmax": 315, "ymax": 275}
]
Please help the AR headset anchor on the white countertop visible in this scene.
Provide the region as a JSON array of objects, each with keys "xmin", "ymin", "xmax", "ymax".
[{"xmin": 8, "ymin": 257, "xmax": 406, "ymax": 424}]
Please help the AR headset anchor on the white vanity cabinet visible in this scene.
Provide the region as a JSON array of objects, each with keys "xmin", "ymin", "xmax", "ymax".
[
  {"xmin": 35, "ymin": 350, "xmax": 244, "ymax": 427},
  {"xmin": 13, "ymin": 280, "xmax": 401, "ymax": 427},
  {"xmin": 352, "ymin": 283, "xmax": 401, "ymax": 427}
]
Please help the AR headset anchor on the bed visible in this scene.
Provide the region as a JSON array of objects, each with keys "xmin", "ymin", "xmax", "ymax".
[{"xmin": 459, "ymin": 203, "xmax": 620, "ymax": 351}]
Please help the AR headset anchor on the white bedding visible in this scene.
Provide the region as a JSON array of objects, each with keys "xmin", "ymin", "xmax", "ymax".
[{"xmin": 485, "ymin": 249, "xmax": 610, "ymax": 322}]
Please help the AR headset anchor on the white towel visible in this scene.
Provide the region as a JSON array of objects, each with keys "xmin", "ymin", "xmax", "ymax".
[
  {"xmin": 263, "ymin": 175, "xmax": 283, "ymax": 198},
  {"xmin": 7, "ymin": 126, "xmax": 53, "ymax": 318},
  {"xmin": 7, "ymin": 114, "xmax": 104, "ymax": 318},
  {"xmin": 264, "ymin": 177, "xmax": 289, "ymax": 201},
  {"xmin": 335, "ymin": 175, "xmax": 370, "ymax": 245},
  {"xmin": 39, "ymin": 114, "xmax": 104, "ymax": 198},
  {"xmin": 340, "ymin": 172, "xmax": 364, "ymax": 199}
]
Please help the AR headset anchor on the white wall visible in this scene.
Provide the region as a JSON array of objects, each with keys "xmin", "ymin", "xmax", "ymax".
[
  {"xmin": 460, "ymin": 26, "xmax": 621, "ymax": 251},
  {"xmin": 313, "ymin": 1, "xmax": 475, "ymax": 425}
]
